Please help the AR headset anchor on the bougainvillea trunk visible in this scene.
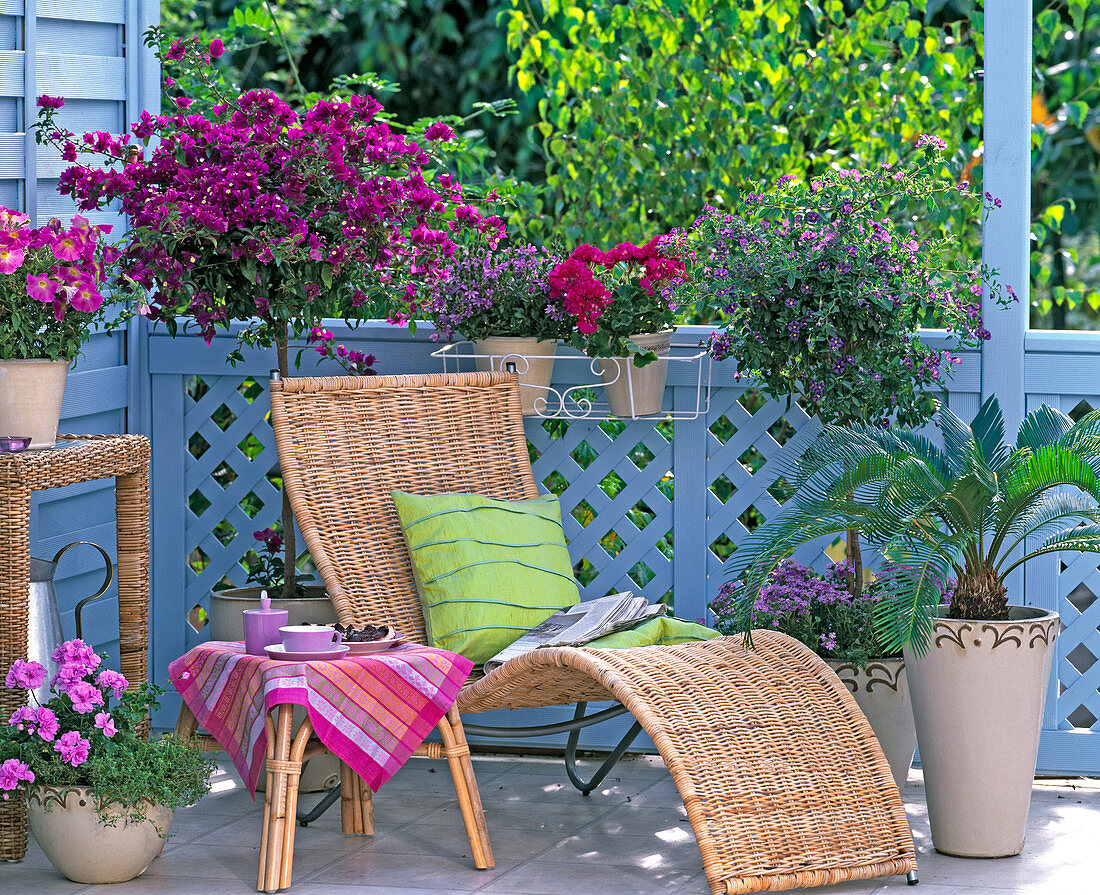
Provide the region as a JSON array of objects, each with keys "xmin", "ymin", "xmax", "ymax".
[
  {"xmin": 949, "ymin": 567, "xmax": 1009, "ymax": 621},
  {"xmin": 275, "ymin": 334, "xmax": 297, "ymax": 601}
]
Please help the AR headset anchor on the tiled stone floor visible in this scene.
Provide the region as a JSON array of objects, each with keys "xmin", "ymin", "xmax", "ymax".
[{"xmin": 4, "ymin": 754, "xmax": 1098, "ymax": 895}]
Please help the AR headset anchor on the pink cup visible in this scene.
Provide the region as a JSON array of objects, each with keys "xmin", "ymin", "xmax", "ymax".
[{"xmin": 280, "ymin": 625, "xmax": 343, "ymax": 653}]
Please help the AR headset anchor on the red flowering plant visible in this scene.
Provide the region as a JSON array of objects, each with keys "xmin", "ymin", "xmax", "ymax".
[
  {"xmin": 0, "ymin": 641, "xmax": 212, "ymax": 826},
  {"xmin": 0, "ymin": 206, "xmax": 117, "ymax": 361},
  {"xmin": 549, "ymin": 237, "xmax": 686, "ymax": 365}
]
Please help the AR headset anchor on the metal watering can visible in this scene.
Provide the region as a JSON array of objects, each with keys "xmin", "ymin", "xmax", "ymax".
[{"xmin": 28, "ymin": 542, "xmax": 113, "ymax": 704}]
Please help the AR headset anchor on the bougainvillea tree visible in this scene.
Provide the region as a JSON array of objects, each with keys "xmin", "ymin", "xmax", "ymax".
[{"xmin": 35, "ymin": 28, "xmax": 502, "ymax": 597}]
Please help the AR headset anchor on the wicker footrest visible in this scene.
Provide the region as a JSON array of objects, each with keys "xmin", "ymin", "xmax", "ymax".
[{"xmin": 459, "ymin": 632, "xmax": 917, "ymax": 894}]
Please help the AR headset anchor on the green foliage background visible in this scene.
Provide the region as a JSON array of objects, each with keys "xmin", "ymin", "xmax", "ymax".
[{"xmin": 161, "ymin": 1, "xmax": 1099, "ymax": 327}]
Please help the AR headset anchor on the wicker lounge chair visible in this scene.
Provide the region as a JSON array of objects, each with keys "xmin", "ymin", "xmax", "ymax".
[{"xmin": 254, "ymin": 369, "xmax": 918, "ymax": 894}]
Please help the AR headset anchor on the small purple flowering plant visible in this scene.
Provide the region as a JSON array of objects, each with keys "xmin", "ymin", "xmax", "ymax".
[
  {"xmin": 675, "ymin": 136, "xmax": 1016, "ymax": 430},
  {"xmin": 710, "ymin": 559, "xmax": 947, "ymax": 667},
  {"xmin": 0, "ymin": 640, "xmax": 212, "ymax": 825},
  {"xmin": 417, "ymin": 242, "xmax": 570, "ymax": 343}
]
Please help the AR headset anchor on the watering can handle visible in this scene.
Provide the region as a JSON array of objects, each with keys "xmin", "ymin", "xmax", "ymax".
[{"xmin": 52, "ymin": 541, "xmax": 114, "ymax": 641}]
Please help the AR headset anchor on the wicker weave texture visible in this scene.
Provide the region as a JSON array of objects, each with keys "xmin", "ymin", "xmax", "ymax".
[
  {"xmin": 269, "ymin": 372, "xmax": 916, "ymax": 893},
  {"xmin": 464, "ymin": 634, "xmax": 916, "ymax": 893},
  {"xmin": 271, "ymin": 372, "xmax": 536, "ymax": 643},
  {"xmin": 0, "ymin": 434, "xmax": 150, "ymax": 861}
]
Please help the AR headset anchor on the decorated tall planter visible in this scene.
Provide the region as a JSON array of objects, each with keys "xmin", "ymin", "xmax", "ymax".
[
  {"xmin": 0, "ymin": 359, "xmax": 69, "ymax": 449},
  {"xmin": 28, "ymin": 785, "xmax": 173, "ymax": 884},
  {"xmin": 827, "ymin": 657, "xmax": 915, "ymax": 793},
  {"xmin": 598, "ymin": 329, "xmax": 672, "ymax": 418},
  {"xmin": 904, "ymin": 606, "xmax": 1059, "ymax": 857}
]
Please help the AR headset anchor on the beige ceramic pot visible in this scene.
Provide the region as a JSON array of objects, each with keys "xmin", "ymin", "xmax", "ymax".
[
  {"xmin": 903, "ymin": 605, "xmax": 1059, "ymax": 857},
  {"xmin": 0, "ymin": 358, "xmax": 69, "ymax": 448},
  {"xmin": 598, "ymin": 329, "xmax": 673, "ymax": 418},
  {"xmin": 473, "ymin": 336, "xmax": 558, "ymax": 416},
  {"xmin": 210, "ymin": 585, "xmax": 341, "ymax": 793},
  {"xmin": 827, "ymin": 658, "xmax": 916, "ymax": 793},
  {"xmin": 28, "ymin": 785, "xmax": 173, "ymax": 884}
]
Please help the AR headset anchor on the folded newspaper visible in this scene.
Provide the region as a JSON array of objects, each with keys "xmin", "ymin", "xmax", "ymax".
[{"xmin": 484, "ymin": 592, "xmax": 666, "ymax": 670}]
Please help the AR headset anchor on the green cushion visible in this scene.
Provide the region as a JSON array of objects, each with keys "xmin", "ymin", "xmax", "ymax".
[
  {"xmin": 392, "ymin": 490, "xmax": 581, "ymax": 662},
  {"xmin": 588, "ymin": 616, "xmax": 720, "ymax": 649}
]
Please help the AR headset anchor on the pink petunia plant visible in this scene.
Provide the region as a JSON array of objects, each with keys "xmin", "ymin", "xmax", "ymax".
[
  {"xmin": 0, "ymin": 639, "xmax": 214, "ymax": 823},
  {"xmin": 0, "ymin": 209, "xmax": 116, "ymax": 362}
]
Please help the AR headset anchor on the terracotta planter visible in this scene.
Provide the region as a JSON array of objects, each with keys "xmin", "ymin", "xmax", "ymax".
[
  {"xmin": 473, "ymin": 336, "xmax": 557, "ymax": 416},
  {"xmin": 28, "ymin": 785, "xmax": 172, "ymax": 884},
  {"xmin": 827, "ymin": 658, "xmax": 916, "ymax": 793},
  {"xmin": 0, "ymin": 358, "xmax": 69, "ymax": 449},
  {"xmin": 598, "ymin": 330, "xmax": 673, "ymax": 418},
  {"xmin": 209, "ymin": 585, "xmax": 341, "ymax": 793},
  {"xmin": 903, "ymin": 605, "xmax": 1059, "ymax": 857}
]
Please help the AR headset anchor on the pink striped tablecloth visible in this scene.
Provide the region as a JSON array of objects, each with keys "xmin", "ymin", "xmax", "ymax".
[{"xmin": 169, "ymin": 641, "xmax": 473, "ymax": 797}]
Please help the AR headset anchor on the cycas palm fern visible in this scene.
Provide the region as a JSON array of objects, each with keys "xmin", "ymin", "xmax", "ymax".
[{"xmin": 727, "ymin": 395, "xmax": 1100, "ymax": 655}]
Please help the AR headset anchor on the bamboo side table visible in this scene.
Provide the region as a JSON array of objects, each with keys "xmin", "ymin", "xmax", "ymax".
[{"xmin": 0, "ymin": 435, "xmax": 151, "ymax": 861}]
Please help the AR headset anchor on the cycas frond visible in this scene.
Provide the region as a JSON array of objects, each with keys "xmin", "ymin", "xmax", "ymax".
[
  {"xmin": 970, "ymin": 394, "xmax": 1011, "ymax": 469},
  {"xmin": 1001, "ymin": 524, "xmax": 1100, "ymax": 578},
  {"xmin": 939, "ymin": 402, "xmax": 979, "ymax": 478},
  {"xmin": 994, "ymin": 492, "xmax": 1100, "ymax": 560},
  {"xmin": 872, "ymin": 537, "xmax": 967, "ymax": 657},
  {"xmin": 999, "ymin": 446, "xmax": 1100, "ymax": 517},
  {"xmin": 1017, "ymin": 404, "xmax": 1075, "ymax": 451},
  {"xmin": 1061, "ymin": 408, "xmax": 1100, "ymax": 447}
]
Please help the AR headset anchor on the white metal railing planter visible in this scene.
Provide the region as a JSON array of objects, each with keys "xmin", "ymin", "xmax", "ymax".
[{"xmin": 432, "ymin": 342, "xmax": 712, "ymax": 420}]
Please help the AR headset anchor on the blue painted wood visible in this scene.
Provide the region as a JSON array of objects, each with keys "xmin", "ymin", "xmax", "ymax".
[
  {"xmin": 1, "ymin": 2, "xmax": 158, "ymax": 687},
  {"xmin": 980, "ymin": 0, "xmax": 1030, "ymax": 434}
]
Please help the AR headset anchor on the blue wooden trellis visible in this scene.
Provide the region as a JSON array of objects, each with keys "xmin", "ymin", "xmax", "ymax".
[{"xmin": 10, "ymin": 0, "xmax": 1100, "ymax": 774}]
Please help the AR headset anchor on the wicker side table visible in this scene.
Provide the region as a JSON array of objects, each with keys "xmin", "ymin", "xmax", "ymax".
[{"xmin": 0, "ymin": 434, "xmax": 150, "ymax": 861}]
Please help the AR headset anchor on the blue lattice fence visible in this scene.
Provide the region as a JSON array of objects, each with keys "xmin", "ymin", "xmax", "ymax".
[{"xmin": 156, "ymin": 325, "xmax": 1100, "ymax": 766}]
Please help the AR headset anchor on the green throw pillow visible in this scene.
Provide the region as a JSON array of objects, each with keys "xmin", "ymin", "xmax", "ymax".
[{"xmin": 392, "ymin": 490, "xmax": 581, "ymax": 662}]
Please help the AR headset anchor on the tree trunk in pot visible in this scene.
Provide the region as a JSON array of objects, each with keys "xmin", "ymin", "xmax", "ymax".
[
  {"xmin": 903, "ymin": 605, "xmax": 1059, "ymax": 857},
  {"xmin": 827, "ymin": 658, "xmax": 916, "ymax": 793}
]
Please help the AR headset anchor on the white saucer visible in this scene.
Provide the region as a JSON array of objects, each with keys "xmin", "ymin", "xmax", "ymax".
[
  {"xmin": 264, "ymin": 643, "xmax": 350, "ymax": 661},
  {"xmin": 345, "ymin": 635, "xmax": 406, "ymax": 655}
]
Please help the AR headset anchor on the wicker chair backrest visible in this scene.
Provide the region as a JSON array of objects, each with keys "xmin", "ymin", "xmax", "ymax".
[{"xmin": 269, "ymin": 371, "xmax": 538, "ymax": 643}]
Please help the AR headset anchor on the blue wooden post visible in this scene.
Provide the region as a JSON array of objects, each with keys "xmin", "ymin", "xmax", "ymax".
[{"xmin": 980, "ymin": 0, "xmax": 1031, "ymax": 428}]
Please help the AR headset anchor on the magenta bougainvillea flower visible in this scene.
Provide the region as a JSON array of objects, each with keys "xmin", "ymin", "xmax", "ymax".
[{"xmin": 36, "ymin": 29, "xmax": 503, "ymax": 355}]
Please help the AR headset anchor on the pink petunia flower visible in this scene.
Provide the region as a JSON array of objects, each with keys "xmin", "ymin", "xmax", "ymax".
[
  {"xmin": 0, "ymin": 246, "xmax": 23, "ymax": 273},
  {"xmin": 66, "ymin": 680, "xmax": 104, "ymax": 714},
  {"xmin": 54, "ymin": 731, "xmax": 90, "ymax": 767},
  {"xmin": 95, "ymin": 669, "xmax": 128, "ymax": 699},
  {"xmin": 5, "ymin": 659, "xmax": 46, "ymax": 691},
  {"xmin": 35, "ymin": 707, "xmax": 59, "ymax": 742},
  {"xmin": 94, "ymin": 711, "xmax": 117, "ymax": 738},
  {"xmin": 26, "ymin": 274, "xmax": 58, "ymax": 303},
  {"xmin": 51, "ymin": 234, "xmax": 82, "ymax": 261}
]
